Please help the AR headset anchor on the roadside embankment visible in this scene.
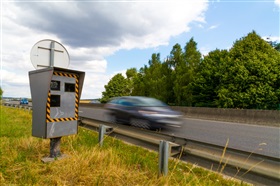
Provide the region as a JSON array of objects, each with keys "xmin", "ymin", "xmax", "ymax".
[{"xmin": 171, "ymin": 106, "xmax": 280, "ymax": 127}]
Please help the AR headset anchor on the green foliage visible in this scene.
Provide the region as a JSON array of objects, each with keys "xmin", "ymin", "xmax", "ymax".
[
  {"xmin": 160, "ymin": 60, "xmax": 175, "ymax": 104},
  {"xmin": 144, "ymin": 53, "xmax": 166, "ymax": 100},
  {"xmin": 172, "ymin": 38, "xmax": 202, "ymax": 106},
  {"xmin": 182, "ymin": 38, "xmax": 202, "ymax": 106},
  {"xmin": 274, "ymin": 43, "xmax": 280, "ymax": 51},
  {"xmin": 0, "ymin": 87, "xmax": 3, "ymax": 100},
  {"xmin": 130, "ymin": 53, "xmax": 173, "ymax": 103},
  {"xmin": 100, "ymin": 73, "xmax": 130, "ymax": 103},
  {"xmin": 126, "ymin": 68, "xmax": 137, "ymax": 79},
  {"xmin": 216, "ymin": 31, "xmax": 280, "ymax": 109},
  {"xmin": 266, "ymin": 38, "xmax": 280, "ymax": 52},
  {"xmin": 131, "ymin": 67, "xmax": 148, "ymax": 96},
  {"xmin": 169, "ymin": 43, "xmax": 185, "ymax": 105},
  {"xmin": 126, "ymin": 68, "xmax": 138, "ymax": 95},
  {"xmin": 101, "ymin": 31, "xmax": 280, "ymax": 110},
  {"xmin": 191, "ymin": 49, "xmax": 229, "ymax": 107}
]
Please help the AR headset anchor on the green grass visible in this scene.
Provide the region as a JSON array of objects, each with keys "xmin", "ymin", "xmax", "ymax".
[{"xmin": 0, "ymin": 105, "xmax": 248, "ymax": 185}]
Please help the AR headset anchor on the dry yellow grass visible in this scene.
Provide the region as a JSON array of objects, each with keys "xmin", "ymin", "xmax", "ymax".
[{"xmin": 0, "ymin": 106, "xmax": 248, "ymax": 185}]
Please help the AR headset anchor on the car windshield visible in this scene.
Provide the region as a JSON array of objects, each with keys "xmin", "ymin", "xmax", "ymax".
[
  {"xmin": 136, "ymin": 97, "xmax": 167, "ymax": 107},
  {"xmin": 108, "ymin": 97, "xmax": 167, "ymax": 107}
]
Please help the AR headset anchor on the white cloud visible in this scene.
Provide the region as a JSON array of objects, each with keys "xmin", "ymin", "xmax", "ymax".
[
  {"xmin": 208, "ymin": 24, "xmax": 219, "ymax": 30},
  {"xmin": 82, "ymin": 73, "xmax": 109, "ymax": 99},
  {"xmin": 1, "ymin": 0, "xmax": 208, "ymax": 99},
  {"xmin": 199, "ymin": 46, "xmax": 211, "ymax": 56},
  {"xmin": 262, "ymin": 36, "xmax": 280, "ymax": 42},
  {"xmin": 275, "ymin": 0, "xmax": 280, "ymax": 6}
]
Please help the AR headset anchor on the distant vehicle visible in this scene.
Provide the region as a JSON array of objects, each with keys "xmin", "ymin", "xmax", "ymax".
[
  {"xmin": 105, "ymin": 96, "xmax": 182, "ymax": 130},
  {"xmin": 20, "ymin": 98, "xmax": 29, "ymax": 105},
  {"xmin": 90, "ymin": 100, "xmax": 101, "ymax": 104}
]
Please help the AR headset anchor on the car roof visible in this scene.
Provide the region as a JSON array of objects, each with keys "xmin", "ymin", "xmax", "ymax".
[
  {"xmin": 108, "ymin": 96, "xmax": 167, "ymax": 106},
  {"xmin": 111, "ymin": 96, "xmax": 152, "ymax": 101}
]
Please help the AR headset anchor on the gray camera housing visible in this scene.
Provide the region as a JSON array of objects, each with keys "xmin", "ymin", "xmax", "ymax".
[{"xmin": 29, "ymin": 67, "xmax": 85, "ymax": 139}]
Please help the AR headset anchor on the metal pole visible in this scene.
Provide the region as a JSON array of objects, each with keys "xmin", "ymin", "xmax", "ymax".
[
  {"xmin": 50, "ymin": 137, "xmax": 61, "ymax": 158},
  {"xmin": 98, "ymin": 125, "xmax": 113, "ymax": 147},
  {"xmin": 99, "ymin": 124, "xmax": 105, "ymax": 147},
  {"xmin": 158, "ymin": 140, "xmax": 169, "ymax": 176},
  {"xmin": 50, "ymin": 41, "xmax": 55, "ymax": 67},
  {"xmin": 159, "ymin": 140, "xmax": 164, "ymax": 176},
  {"xmin": 163, "ymin": 141, "xmax": 169, "ymax": 175}
]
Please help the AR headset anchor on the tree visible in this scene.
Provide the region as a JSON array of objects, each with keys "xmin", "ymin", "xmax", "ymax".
[
  {"xmin": 0, "ymin": 87, "xmax": 3, "ymax": 100},
  {"xmin": 172, "ymin": 38, "xmax": 202, "ymax": 106},
  {"xmin": 266, "ymin": 37, "xmax": 280, "ymax": 52},
  {"xmin": 126, "ymin": 68, "xmax": 137, "ymax": 95},
  {"xmin": 182, "ymin": 38, "xmax": 202, "ymax": 106},
  {"xmin": 161, "ymin": 59, "xmax": 175, "ymax": 104},
  {"xmin": 144, "ymin": 53, "xmax": 165, "ymax": 100},
  {"xmin": 101, "ymin": 31, "xmax": 279, "ymax": 109},
  {"xmin": 100, "ymin": 73, "xmax": 129, "ymax": 103},
  {"xmin": 126, "ymin": 68, "xmax": 137, "ymax": 79},
  {"xmin": 130, "ymin": 53, "xmax": 168, "ymax": 101},
  {"xmin": 169, "ymin": 43, "xmax": 184, "ymax": 105},
  {"xmin": 216, "ymin": 31, "xmax": 280, "ymax": 109},
  {"xmin": 131, "ymin": 67, "xmax": 147, "ymax": 96},
  {"xmin": 274, "ymin": 43, "xmax": 280, "ymax": 52},
  {"xmin": 129, "ymin": 53, "xmax": 173, "ymax": 103},
  {"xmin": 191, "ymin": 49, "xmax": 229, "ymax": 107}
]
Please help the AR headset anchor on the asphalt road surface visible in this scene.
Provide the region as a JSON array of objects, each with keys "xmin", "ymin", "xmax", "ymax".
[{"xmin": 80, "ymin": 107, "xmax": 280, "ymax": 158}]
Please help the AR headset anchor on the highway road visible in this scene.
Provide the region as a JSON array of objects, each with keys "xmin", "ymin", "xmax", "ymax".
[{"xmin": 79, "ymin": 107, "xmax": 280, "ymax": 159}]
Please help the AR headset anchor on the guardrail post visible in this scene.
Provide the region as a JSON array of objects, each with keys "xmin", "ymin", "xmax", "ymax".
[
  {"xmin": 158, "ymin": 140, "xmax": 169, "ymax": 176},
  {"xmin": 98, "ymin": 124, "xmax": 113, "ymax": 147}
]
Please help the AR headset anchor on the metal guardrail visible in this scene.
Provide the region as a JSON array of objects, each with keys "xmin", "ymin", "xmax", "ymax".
[
  {"xmin": 79, "ymin": 117, "xmax": 280, "ymax": 183},
  {"xmin": 2, "ymin": 102, "xmax": 32, "ymax": 110}
]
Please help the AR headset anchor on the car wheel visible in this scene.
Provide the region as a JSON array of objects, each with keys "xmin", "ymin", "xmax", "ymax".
[
  {"xmin": 107, "ymin": 113, "xmax": 117, "ymax": 124},
  {"xmin": 130, "ymin": 118, "xmax": 151, "ymax": 130}
]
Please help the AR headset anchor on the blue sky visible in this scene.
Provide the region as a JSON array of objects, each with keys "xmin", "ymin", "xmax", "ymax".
[
  {"xmin": 1, "ymin": 0, "xmax": 279, "ymax": 99},
  {"xmin": 107, "ymin": 1, "xmax": 280, "ymax": 74}
]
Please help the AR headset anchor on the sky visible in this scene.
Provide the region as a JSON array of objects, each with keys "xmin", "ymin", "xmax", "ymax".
[{"xmin": 1, "ymin": 0, "xmax": 279, "ymax": 99}]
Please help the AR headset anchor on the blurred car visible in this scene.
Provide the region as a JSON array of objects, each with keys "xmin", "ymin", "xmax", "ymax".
[
  {"xmin": 105, "ymin": 96, "xmax": 182, "ymax": 130},
  {"xmin": 20, "ymin": 98, "xmax": 29, "ymax": 105}
]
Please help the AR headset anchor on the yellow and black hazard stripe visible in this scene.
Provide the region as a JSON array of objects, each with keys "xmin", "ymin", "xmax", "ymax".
[
  {"xmin": 53, "ymin": 71, "xmax": 78, "ymax": 79},
  {"xmin": 47, "ymin": 117, "xmax": 78, "ymax": 123},
  {"xmin": 75, "ymin": 77, "xmax": 79, "ymax": 118},
  {"xmin": 46, "ymin": 90, "xmax": 51, "ymax": 122},
  {"xmin": 46, "ymin": 71, "xmax": 80, "ymax": 123}
]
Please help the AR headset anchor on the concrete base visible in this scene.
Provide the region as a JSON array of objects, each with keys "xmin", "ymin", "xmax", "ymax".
[{"xmin": 41, "ymin": 154, "xmax": 69, "ymax": 163}]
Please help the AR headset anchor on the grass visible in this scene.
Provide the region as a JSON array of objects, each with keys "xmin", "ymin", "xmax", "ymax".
[{"xmin": 0, "ymin": 105, "xmax": 248, "ymax": 185}]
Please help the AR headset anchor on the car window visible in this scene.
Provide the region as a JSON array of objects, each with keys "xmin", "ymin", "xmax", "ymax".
[
  {"xmin": 108, "ymin": 98, "xmax": 119, "ymax": 104},
  {"xmin": 137, "ymin": 97, "xmax": 167, "ymax": 107},
  {"xmin": 118, "ymin": 98, "xmax": 134, "ymax": 106},
  {"xmin": 108, "ymin": 97, "xmax": 167, "ymax": 107}
]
